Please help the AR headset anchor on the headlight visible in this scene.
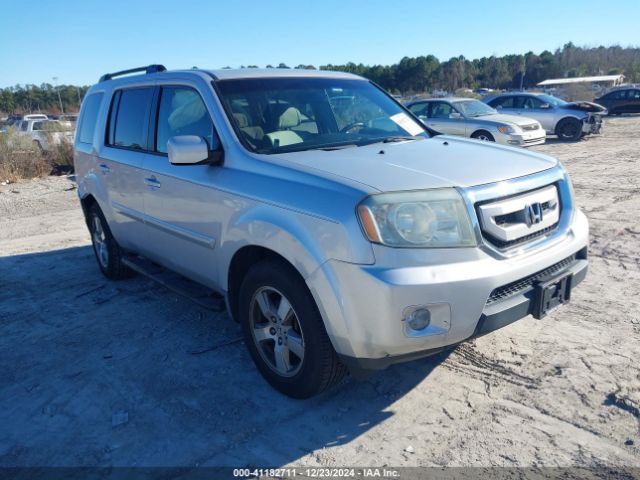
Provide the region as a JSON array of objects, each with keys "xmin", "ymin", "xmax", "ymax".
[
  {"xmin": 558, "ymin": 162, "xmax": 575, "ymax": 198},
  {"xmin": 357, "ymin": 189, "xmax": 477, "ymax": 248},
  {"xmin": 497, "ymin": 125, "xmax": 517, "ymax": 134}
]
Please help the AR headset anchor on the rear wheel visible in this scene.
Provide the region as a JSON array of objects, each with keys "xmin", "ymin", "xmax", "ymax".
[
  {"xmin": 238, "ymin": 259, "xmax": 347, "ymax": 398},
  {"xmin": 555, "ymin": 117, "xmax": 582, "ymax": 141},
  {"xmin": 471, "ymin": 130, "xmax": 495, "ymax": 142},
  {"xmin": 88, "ymin": 203, "xmax": 133, "ymax": 280}
]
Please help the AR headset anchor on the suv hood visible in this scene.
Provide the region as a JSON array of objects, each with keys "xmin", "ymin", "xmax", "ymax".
[{"xmin": 274, "ymin": 135, "xmax": 558, "ymax": 192}]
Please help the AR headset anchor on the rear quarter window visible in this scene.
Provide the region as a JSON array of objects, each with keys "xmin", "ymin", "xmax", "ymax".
[{"xmin": 77, "ymin": 93, "xmax": 104, "ymax": 144}]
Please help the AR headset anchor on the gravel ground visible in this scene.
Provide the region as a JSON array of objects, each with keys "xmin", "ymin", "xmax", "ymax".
[{"xmin": 0, "ymin": 117, "xmax": 639, "ymax": 470}]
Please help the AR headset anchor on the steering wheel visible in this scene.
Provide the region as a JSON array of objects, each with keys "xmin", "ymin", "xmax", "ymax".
[{"xmin": 339, "ymin": 122, "xmax": 365, "ymax": 133}]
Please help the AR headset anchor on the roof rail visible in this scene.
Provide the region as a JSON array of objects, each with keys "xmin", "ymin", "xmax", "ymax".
[{"xmin": 99, "ymin": 64, "xmax": 167, "ymax": 83}]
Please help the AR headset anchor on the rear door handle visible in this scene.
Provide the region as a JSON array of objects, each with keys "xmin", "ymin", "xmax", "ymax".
[{"xmin": 144, "ymin": 176, "xmax": 161, "ymax": 189}]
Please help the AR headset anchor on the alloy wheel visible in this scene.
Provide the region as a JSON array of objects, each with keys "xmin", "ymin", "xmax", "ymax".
[
  {"xmin": 249, "ymin": 286, "xmax": 305, "ymax": 377},
  {"xmin": 92, "ymin": 215, "xmax": 109, "ymax": 268}
]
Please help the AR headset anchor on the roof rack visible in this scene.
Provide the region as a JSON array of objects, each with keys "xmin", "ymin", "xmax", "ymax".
[{"xmin": 99, "ymin": 64, "xmax": 167, "ymax": 83}]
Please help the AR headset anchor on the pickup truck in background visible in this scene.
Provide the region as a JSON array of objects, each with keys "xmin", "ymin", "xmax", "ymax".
[{"xmin": 16, "ymin": 119, "xmax": 75, "ymax": 152}]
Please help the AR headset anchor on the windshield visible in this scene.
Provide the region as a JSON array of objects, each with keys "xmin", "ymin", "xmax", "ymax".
[
  {"xmin": 537, "ymin": 94, "xmax": 568, "ymax": 107},
  {"xmin": 453, "ymin": 100, "xmax": 497, "ymax": 117},
  {"xmin": 215, "ymin": 77, "xmax": 428, "ymax": 154}
]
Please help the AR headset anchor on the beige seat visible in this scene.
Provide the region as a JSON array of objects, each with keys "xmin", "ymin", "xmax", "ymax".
[
  {"xmin": 266, "ymin": 107, "xmax": 304, "ymax": 147},
  {"xmin": 233, "ymin": 112, "xmax": 264, "ymax": 141}
]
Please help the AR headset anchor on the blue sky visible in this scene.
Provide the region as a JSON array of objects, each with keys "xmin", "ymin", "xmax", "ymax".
[{"xmin": 1, "ymin": 0, "xmax": 639, "ymax": 87}]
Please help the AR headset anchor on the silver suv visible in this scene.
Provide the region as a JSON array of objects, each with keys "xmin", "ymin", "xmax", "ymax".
[{"xmin": 74, "ymin": 65, "xmax": 589, "ymax": 398}]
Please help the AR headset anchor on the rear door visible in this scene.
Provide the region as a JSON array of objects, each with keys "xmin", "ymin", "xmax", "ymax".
[
  {"xmin": 96, "ymin": 86, "xmax": 155, "ymax": 251},
  {"xmin": 139, "ymin": 83, "xmax": 224, "ymax": 287}
]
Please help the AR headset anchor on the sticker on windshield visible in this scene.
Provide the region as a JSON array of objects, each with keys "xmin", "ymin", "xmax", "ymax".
[{"xmin": 390, "ymin": 112, "xmax": 423, "ymax": 136}]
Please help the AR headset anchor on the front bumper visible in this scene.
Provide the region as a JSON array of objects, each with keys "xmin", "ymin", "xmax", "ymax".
[
  {"xmin": 306, "ymin": 209, "xmax": 589, "ymax": 371},
  {"xmin": 582, "ymin": 114, "xmax": 604, "ymax": 134},
  {"xmin": 495, "ymin": 129, "xmax": 546, "ymax": 147}
]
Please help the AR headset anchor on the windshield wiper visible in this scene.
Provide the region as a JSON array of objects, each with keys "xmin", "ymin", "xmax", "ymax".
[
  {"xmin": 382, "ymin": 136, "xmax": 421, "ymax": 143},
  {"xmin": 356, "ymin": 136, "xmax": 422, "ymax": 147},
  {"xmin": 319, "ymin": 144, "xmax": 358, "ymax": 151}
]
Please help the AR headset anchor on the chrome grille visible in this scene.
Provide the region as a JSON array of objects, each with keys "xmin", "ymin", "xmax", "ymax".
[{"xmin": 476, "ymin": 184, "xmax": 561, "ymax": 249}]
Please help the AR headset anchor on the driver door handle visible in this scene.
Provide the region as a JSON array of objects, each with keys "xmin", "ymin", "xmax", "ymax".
[{"xmin": 144, "ymin": 176, "xmax": 161, "ymax": 189}]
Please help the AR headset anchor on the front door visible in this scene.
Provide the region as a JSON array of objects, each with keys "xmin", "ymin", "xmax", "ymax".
[
  {"xmin": 422, "ymin": 101, "xmax": 466, "ymax": 136},
  {"xmin": 514, "ymin": 95, "xmax": 557, "ymax": 133},
  {"xmin": 139, "ymin": 84, "xmax": 223, "ymax": 288}
]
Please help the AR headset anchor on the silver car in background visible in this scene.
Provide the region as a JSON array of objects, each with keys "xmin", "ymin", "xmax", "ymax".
[
  {"xmin": 406, "ymin": 98, "xmax": 545, "ymax": 147},
  {"xmin": 484, "ymin": 92, "xmax": 606, "ymax": 141}
]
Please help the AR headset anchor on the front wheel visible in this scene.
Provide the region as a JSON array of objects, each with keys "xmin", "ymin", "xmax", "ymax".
[
  {"xmin": 471, "ymin": 130, "xmax": 495, "ymax": 142},
  {"xmin": 238, "ymin": 259, "xmax": 347, "ymax": 398},
  {"xmin": 555, "ymin": 118, "xmax": 582, "ymax": 141}
]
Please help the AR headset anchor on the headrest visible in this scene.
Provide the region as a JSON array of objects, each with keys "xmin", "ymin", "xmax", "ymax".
[
  {"xmin": 168, "ymin": 90, "xmax": 206, "ymax": 130},
  {"xmin": 233, "ymin": 112, "xmax": 249, "ymax": 128},
  {"xmin": 278, "ymin": 107, "xmax": 302, "ymax": 129}
]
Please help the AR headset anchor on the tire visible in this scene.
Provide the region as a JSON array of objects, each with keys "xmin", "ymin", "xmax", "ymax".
[
  {"xmin": 238, "ymin": 258, "xmax": 347, "ymax": 398},
  {"xmin": 471, "ymin": 130, "xmax": 495, "ymax": 142},
  {"xmin": 88, "ymin": 203, "xmax": 134, "ymax": 280},
  {"xmin": 555, "ymin": 117, "xmax": 582, "ymax": 141}
]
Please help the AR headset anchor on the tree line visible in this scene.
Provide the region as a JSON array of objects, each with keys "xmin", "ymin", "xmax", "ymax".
[
  {"xmin": 2, "ymin": 43, "xmax": 639, "ymax": 114},
  {"xmin": 0, "ymin": 83, "xmax": 89, "ymax": 115},
  {"xmin": 316, "ymin": 43, "xmax": 640, "ymax": 94}
]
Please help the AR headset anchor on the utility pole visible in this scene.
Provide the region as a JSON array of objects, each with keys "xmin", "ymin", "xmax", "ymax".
[{"xmin": 53, "ymin": 77, "xmax": 64, "ymax": 114}]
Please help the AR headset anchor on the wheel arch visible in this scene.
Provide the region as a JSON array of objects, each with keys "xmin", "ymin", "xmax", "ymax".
[
  {"xmin": 227, "ymin": 245, "xmax": 304, "ymax": 323},
  {"xmin": 79, "ymin": 193, "xmax": 97, "ymax": 228},
  {"xmin": 471, "ymin": 129, "xmax": 494, "ymax": 140},
  {"xmin": 554, "ymin": 116, "xmax": 584, "ymax": 139}
]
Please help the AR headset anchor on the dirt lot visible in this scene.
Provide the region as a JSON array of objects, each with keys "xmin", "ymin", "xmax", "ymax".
[{"xmin": 1, "ymin": 117, "xmax": 639, "ymax": 471}]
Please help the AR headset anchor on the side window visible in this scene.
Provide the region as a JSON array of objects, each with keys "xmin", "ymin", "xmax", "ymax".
[
  {"xmin": 430, "ymin": 102, "xmax": 453, "ymax": 118},
  {"xmin": 631, "ymin": 90, "xmax": 640, "ymax": 100},
  {"xmin": 489, "ymin": 96, "xmax": 516, "ymax": 108},
  {"xmin": 408, "ymin": 103, "xmax": 429, "ymax": 118},
  {"xmin": 77, "ymin": 93, "xmax": 104, "ymax": 144},
  {"xmin": 522, "ymin": 96, "xmax": 543, "ymax": 109},
  {"xmin": 33, "ymin": 121, "xmax": 44, "ymax": 131},
  {"xmin": 20, "ymin": 121, "xmax": 28, "ymax": 131},
  {"xmin": 110, "ymin": 87, "xmax": 154, "ymax": 150},
  {"xmin": 155, "ymin": 86, "xmax": 216, "ymax": 153}
]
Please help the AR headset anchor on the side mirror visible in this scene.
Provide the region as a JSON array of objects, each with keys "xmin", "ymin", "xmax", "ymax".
[
  {"xmin": 449, "ymin": 112, "xmax": 462, "ymax": 120},
  {"xmin": 167, "ymin": 135, "xmax": 221, "ymax": 165},
  {"xmin": 539, "ymin": 103, "xmax": 551, "ymax": 109}
]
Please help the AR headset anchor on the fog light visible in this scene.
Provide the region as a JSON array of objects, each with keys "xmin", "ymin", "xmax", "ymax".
[{"xmin": 406, "ymin": 308, "xmax": 431, "ymax": 331}]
